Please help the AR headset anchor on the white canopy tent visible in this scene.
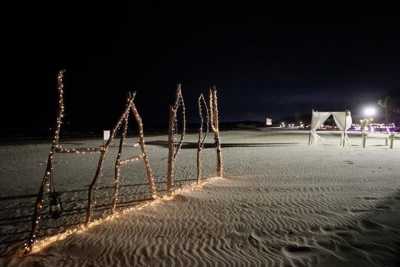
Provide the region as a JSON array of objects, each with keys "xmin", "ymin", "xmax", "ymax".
[{"xmin": 309, "ymin": 110, "xmax": 352, "ymax": 146}]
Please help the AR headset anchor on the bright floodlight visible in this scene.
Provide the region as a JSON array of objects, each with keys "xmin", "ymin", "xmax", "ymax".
[{"xmin": 363, "ymin": 106, "xmax": 377, "ymax": 117}]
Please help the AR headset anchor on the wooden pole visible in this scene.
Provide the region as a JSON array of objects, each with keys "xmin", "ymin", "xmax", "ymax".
[
  {"xmin": 360, "ymin": 118, "xmax": 370, "ymax": 149},
  {"xmin": 173, "ymin": 84, "xmax": 186, "ymax": 159},
  {"xmin": 167, "ymin": 106, "xmax": 176, "ymax": 192},
  {"xmin": 309, "ymin": 109, "xmax": 314, "ymax": 145},
  {"xmin": 210, "ymin": 87, "xmax": 223, "ymax": 177},
  {"xmin": 197, "ymin": 94, "xmax": 209, "ymax": 183},
  {"xmin": 25, "ymin": 153, "xmax": 53, "ymax": 253},
  {"xmin": 390, "ymin": 133, "xmax": 395, "ymax": 149},
  {"xmin": 130, "ymin": 102, "xmax": 156, "ymax": 197},
  {"xmin": 111, "ymin": 115, "xmax": 129, "ymax": 213},
  {"xmin": 166, "ymin": 85, "xmax": 186, "ymax": 192},
  {"xmin": 385, "ymin": 128, "xmax": 390, "ymax": 146},
  {"xmin": 362, "ymin": 133, "xmax": 367, "ymax": 148},
  {"xmin": 25, "ymin": 70, "xmax": 65, "ymax": 253},
  {"xmin": 342, "ymin": 111, "xmax": 347, "ymax": 147},
  {"xmin": 86, "ymin": 94, "xmax": 135, "ymax": 224},
  {"xmin": 196, "ymin": 139, "xmax": 201, "ymax": 183}
]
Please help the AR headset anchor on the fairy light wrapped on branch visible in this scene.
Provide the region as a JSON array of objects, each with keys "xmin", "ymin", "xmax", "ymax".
[
  {"xmin": 166, "ymin": 84, "xmax": 186, "ymax": 192},
  {"xmin": 24, "ymin": 70, "xmax": 68, "ymax": 254},
  {"xmin": 23, "ymin": 74, "xmax": 222, "ymax": 255},
  {"xmin": 86, "ymin": 91, "xmax": 156, "ymax": 223},
  {"xmin": 209, "ymin": 86, "xmax": 223, "ymax": 177},
  {"xmin": 25, "ymin": 71, "xmax": 156, "ymax": 254},
  {"xmin": 197, "ymin": 94, "xmax": 209, "ymax": 183}
]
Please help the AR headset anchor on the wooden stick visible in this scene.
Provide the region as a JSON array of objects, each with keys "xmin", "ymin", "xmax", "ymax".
[
  {"xmin": 342, "ymin": 111, "xmax": 347, "ymax": 147},
  {"xmin": 196, "ymin": 143, "xmax": 201, "ymax": 184},
  {"xmin": 209, "ymin": 88, "xmax": 215, "ymax": 133},
  {"xmin": 197, "ymin": 94, "xmax": 209, "ymax": 183},
  {"xmin": 308, "ymin": 109, "xmax": 314, "ymax": 145},
  {"xmin": 167, "ymin": 106, "xmax": 176, "ymax": 192},
  {"xmin": 53, "ymin": 70, "xmax": 65, "ymax": 146},
  {"xmin": 25, "ymin": 154, "xmax": 52, "ymax": 253},
  {"xmin": 173, "ymin": 84, "xmax": 186, "ymax": 159},
  {"xmin": 390, "ymin": 133, "xmax": 395, "ymax": 149},
  {"xmin": 86, "ymin": 94, "xmax": 135, "ymax": 224},
  {"xmin": 25, "ymin": 70, "xmax": 65, "ymax": 253},
  {"xmin": 362, "ymin": 132, "xmax": 367, "ymax": 148},
  {"xmin": 130, "ymin": 102, "xmax": 156, "ymax": 197},
  {"xmin": 112, "ymin": 114, "xmax": 129, "ymax": 213},
  {"xmin": 166, "ymin": 85, "xmax": 186, "ymax": 192},
  {"xmin": 210, "ymin": 87, "xmax": 223, "ymax": 177}
]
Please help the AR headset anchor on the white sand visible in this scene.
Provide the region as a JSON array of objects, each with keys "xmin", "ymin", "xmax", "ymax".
[{"xmin": 2, "ymin": 130, "xmax": 400, "ymax": 266}]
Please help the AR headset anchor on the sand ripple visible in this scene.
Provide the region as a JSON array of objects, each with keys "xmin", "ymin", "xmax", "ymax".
[{"xmin": 5, "ymin": 132, "xmax": 400, "ymax": 266}]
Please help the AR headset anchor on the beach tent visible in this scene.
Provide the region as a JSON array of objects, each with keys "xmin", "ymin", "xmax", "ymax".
[{"xmin": 309, "ymin": 110, "xmax": 352, "ymax": 146}]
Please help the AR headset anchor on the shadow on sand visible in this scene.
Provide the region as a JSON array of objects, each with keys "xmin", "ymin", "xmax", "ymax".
[{"xmin": 146, "ymin": 140, "xmax": 300, "ymax": 149}]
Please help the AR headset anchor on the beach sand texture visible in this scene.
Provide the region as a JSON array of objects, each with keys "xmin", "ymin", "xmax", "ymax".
[{"xmin": 2, "ymin": 130, "xmax": 400, "ymax": 266}]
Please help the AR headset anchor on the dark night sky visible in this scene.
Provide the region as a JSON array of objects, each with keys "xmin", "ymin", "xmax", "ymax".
[{"xmin": 2, "ymin": 3, "xmax": 400, "ymax": 136}]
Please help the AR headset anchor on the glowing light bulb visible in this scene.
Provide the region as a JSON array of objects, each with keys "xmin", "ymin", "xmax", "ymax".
[{"xmin": 363, "ymin": 106, "xmax": 377, "ymax": 117}]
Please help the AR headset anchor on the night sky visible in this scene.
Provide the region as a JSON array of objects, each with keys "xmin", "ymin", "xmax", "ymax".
[{"xmin": 2, "ymin": 4, "xmax": 400, "ymax": 136}]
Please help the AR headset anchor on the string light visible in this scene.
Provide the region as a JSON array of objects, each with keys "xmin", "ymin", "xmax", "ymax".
[
  {"xmin": 166, "ymin": 84, "xmax": 186, "ymax": 192},
  {"xmin": 25, "ymin": 74, "xmax": 158, "ymax": 254},
  {"xmin": 55, "ymin": 146, "xmax": 101, "ymax": 154},
  {"xmin": 209, "ymin": 87, "xmax": 224, "ymax": 177},
  {"xmin": 119, "ymin": 155, "xmax": 143, "ymax": 166},
  {"xmin": 173, "ymin": 84, "xmax": 186, "ymax": 159},
  {"xmin": 87, "ymin": 91, "xmax": 157, "ymax": 222},
  {"xmin": 25, "ymin": 70, "xmax": 66, "ymax": 254},
  {"xmin": 24, "ymin": 176, "xmax": 219, "ymax": 255},
  {"xmin": 23, "ymin": 73, "xmax": 223, "ymax": 255},
  {"xmin": 130, "ymin": 101, "xmax": 157, "ymax": 197},
  {"xmin": 111, "ymin": 103, "xmax": 130, "ymax": 213},
  {"xmin": 196, "ymin": 94, "xmax": 209, "ymax": 183}
]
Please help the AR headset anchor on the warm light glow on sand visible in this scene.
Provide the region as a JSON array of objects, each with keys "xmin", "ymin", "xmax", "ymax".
[{"xmin": 26, "ymin": 177, "xmax": 221, "ymax": 255}]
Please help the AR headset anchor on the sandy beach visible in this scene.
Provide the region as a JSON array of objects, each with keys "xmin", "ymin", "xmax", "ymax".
[{"xmin": 2, "ymin": 130, "xmax": 400, "ymax": 266}]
